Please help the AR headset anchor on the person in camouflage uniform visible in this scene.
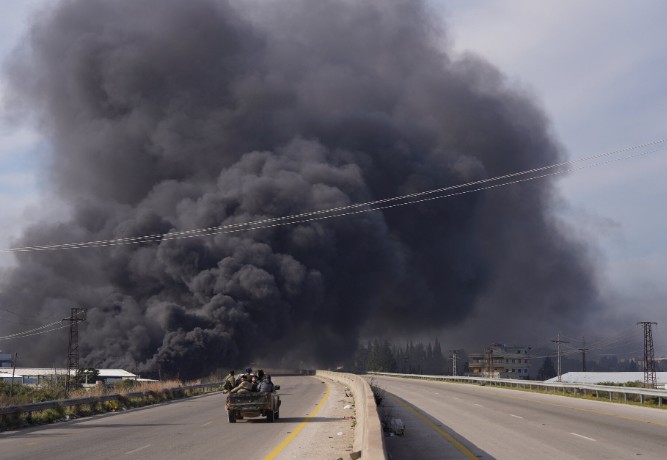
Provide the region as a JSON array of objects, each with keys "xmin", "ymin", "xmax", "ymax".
[
  {"xmin": 223, "ymin": 370, "xmax": 236, "ymax": 392},
  {"xmin": 230, "ymin": 375, "xmax": 254, "ymax": 394}
]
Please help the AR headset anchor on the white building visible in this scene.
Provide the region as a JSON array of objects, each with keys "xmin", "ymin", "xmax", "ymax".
[
  {"xmin": 547, "ymin": 372, "xmax": 667, "ymax": 385},
  {"xmin": 0, "ymin": 371, "xmax": 21, "ymax": 383},
  {"xmin": 6, "ymin": 368, "xmax": 138, "ymax": 385}
]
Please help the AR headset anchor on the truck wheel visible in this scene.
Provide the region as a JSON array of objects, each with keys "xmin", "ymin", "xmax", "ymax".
[
  {"xmin": 267, "ymin": 410, "xmax": 275, "ymax": 422},
  {"xmin": 228, "ymin": 411, "xmax": 236, "ymax": 423}
]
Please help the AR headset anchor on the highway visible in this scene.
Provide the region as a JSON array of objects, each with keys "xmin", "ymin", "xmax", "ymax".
[
  {"xmin": 0, "ymin": 376, "xmax": 354, "ymax": 460},
  {"xmin": 373, "ymin": 375, "xmax": 667, "ymax": 460}
]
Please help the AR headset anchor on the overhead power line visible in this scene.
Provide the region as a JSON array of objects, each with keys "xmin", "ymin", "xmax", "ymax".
[
  {"xmin": 2, "ymin": 137, "xmax": 666, "ymax": 254},
  {"xmin": 0, "ymin": 324, "xmax": 70, "ymax": 340},
  {"xmin": 0, "ymin": 320, "xmax": 66, "ymax": 341},
  {"xmin": 529, "ymin": 327, "xmax": 641, "ymax": 359}
]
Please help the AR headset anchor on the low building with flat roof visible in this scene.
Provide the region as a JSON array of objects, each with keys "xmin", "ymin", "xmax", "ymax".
[
  {"xmin": 6, "ymin": 368, "xmax": 138, "ymax": 386},
  {"xmin": 0, "ymin": 371, "xmax": 22, "ymax": 383},
  {"xmin": 547, "ymin": 372, "xmax": 667, "ymax": 385}
]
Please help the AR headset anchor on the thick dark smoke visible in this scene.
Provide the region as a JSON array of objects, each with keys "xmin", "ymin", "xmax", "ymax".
[{"xmin": 1, "ymin": 0, "xmax": 600, "ymax": 377}]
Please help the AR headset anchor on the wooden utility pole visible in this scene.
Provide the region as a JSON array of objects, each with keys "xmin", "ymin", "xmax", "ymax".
[
  {"xmin": 577, "ymin": 337, "xmax": 589, "ymax": 372},
  {"xmin": 486, "ymin": 348, "xmax": 494, "ymax": 378},
  {"xmin": 452, "ymin": 351, "xmax": 458, "ymax": 376},
  {"xmin": 9, "ymin": 353, "xmax": 17, "ymax": 398},
  {"xmin": 551, "ymin": 333, "xmax": 569, "ymax": 382}
]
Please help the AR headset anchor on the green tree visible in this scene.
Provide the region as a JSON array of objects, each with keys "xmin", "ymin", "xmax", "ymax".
[{"xmin": 366, "ymin": 340, "xmax": 396, "ymax": 372}]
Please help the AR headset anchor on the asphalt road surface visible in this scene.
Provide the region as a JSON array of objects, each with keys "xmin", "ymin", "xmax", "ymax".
[
  {"xmin": 373, "ymin": 375, "xmax": 667, "ymax": 460},
  {"xmin": 0, "ymin": 376, "xmax": 348, "ymax": 460}
]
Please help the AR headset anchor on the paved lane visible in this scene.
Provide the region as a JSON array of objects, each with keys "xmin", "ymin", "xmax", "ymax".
[
  {"xmin": 373, "ymin": 375, "xmax": 667, "ymax": 460},
  {"xmin": 0, "ymin": 376, "xmax": 336, "ymax": 460}
]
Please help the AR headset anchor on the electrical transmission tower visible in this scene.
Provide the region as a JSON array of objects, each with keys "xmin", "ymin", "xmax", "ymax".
[
  {"xmin": 551, "ymin": 333, "xmax": 569, "ymax": 382},
  {"xmin": 637, "ymin": 322, "xmax": 658, "ymax": 389},
  {"xmin": 63, "ymin": 308, "xmax": 86, "ymax": 397},
  {"xmin": 577, "ymin": 337, "xmax": 589, "ymax": 372}
]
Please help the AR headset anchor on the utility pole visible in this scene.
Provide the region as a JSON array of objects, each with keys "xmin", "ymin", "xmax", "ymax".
[
  {"xmin": 9, "ymin": 353, "xmax": 17, "ymax": 398},
  {"xmin": 551, "ymin": 333, "xmax": 569, "ymax": 382},
  {"xmin": 486, "ymin": 347, "xmax": 494, "ymax": 378},
  {"xmin": 63, "ymin": 308, "xmax": 86, "ymax": 397},
  {"xmin": 452, "ymin": 351, "xmax": 458, "ymax": 376},
  {"xmin": 577, "ymin": 337, "xmax": 589, "ymax": 372},
  {"xmin": 637, "ymin": 322, "xmax": 658, "ymax": 389}
]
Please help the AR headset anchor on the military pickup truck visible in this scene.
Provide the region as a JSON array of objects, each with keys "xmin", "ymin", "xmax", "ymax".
[{"xmin": 226, "ymin": 386, "xmax": 281, "ymax": 423}]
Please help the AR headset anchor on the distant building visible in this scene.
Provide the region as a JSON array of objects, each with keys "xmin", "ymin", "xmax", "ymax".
[
  {"xmin": 547, "ymin": 372, "xmax": 667, "ymax": 386},
  {"xmin": 0, "ymin": 353, "xmax": 13, "ymax": 368},
  {"xmin": 97, "ymin": 369, "xmax": 139, "ymax": 383},
  {"xmin": 6, "ymin": 368, "xmax": 138, "ymax": 386},
  {"xmin": 0, "ymin": 371, "xmax": 21, "ymax": 383},
  {"xmin": 468, "ymin": 343, "xmax": 531, "ymax": 379}
]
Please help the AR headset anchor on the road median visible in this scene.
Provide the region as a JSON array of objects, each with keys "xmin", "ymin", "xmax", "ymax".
[{"xmin": 316, "ymin": 370, "xmax": 386, "ymax": 460}]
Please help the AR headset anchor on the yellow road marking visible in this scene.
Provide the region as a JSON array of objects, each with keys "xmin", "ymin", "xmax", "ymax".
[
  {"xmin": 263, "ymin": 382, "xmax": 330, "ymax": 460},
  {"xmin": 391, "ymin": 394, "xmax": 477, "ymax": 460}
]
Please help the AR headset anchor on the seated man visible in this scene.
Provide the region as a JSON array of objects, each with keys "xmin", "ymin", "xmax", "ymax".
[
  {"xmin": 223, "ymin": 370, "xmax": 236, "ymax": 392},
  {"xmin": 236, "ymin": 367, "xmax": 255, "ymax": 385},
  {"xmin": 257, "ymin": 375, "xmax": 275, "ymax": 393},
  {"xmin": 230, "ymin": 375, "xmax": 254, "ymax": 394}
]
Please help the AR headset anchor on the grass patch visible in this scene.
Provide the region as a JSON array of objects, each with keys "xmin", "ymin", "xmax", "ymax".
[{"xmin": 0, "ymin": 379, "xmax": 225, "ymax": 431}]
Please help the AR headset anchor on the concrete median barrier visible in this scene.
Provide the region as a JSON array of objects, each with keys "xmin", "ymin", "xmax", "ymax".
[{"xmin": 316, "ymin": 370, "xmax": 386, "ymax": 460}]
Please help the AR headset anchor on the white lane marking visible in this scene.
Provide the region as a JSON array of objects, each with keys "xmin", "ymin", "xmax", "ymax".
[
  {"xmin": 473, "ymin": 403, "xmax": 483, "ymax": 407},
  {"xmin": 201, "ymin": 421, "xmax": 213, "ymax": 427},
  {"xmin": 510, "ymin": 414, "xmax": 523, "ymax": 419},
  {"xmin": 434, "ymin": 392, "xmax": 440, "ymax": 395},
  {"xmin": 570, "ymin": 433, "xmax": 596, "ymax": 442},
  {"xmin": 125, "ymin": 444, "xmax": 152, "ymax": 455},
  {"xmin": 452, "ymin": 396, "xmax": 461, "ymax": 400}
]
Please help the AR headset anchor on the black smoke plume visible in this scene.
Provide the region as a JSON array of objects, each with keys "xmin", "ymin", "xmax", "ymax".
[{"xmin": 1, "ymin": 0, "xmax": 599, "ymax": 377}]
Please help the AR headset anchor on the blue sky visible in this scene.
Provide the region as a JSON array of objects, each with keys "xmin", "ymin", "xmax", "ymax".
[{"xmin": 1, "ymin": 1, "xmax": 666, "ymax": 350}]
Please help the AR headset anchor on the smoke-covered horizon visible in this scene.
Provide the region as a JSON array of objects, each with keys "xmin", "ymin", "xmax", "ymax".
[{"xmin": 0, "ymin": 0, "xmax": 601, "ymax": 378}]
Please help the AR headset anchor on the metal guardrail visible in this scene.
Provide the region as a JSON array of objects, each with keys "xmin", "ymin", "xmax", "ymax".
[
  {"xmin": 0, "ymin": 381, "xmax": 224, "ymax": 417},
  {"xmin": 369, "ymin": 372, "xmax": 667, "ymax": 406}
]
